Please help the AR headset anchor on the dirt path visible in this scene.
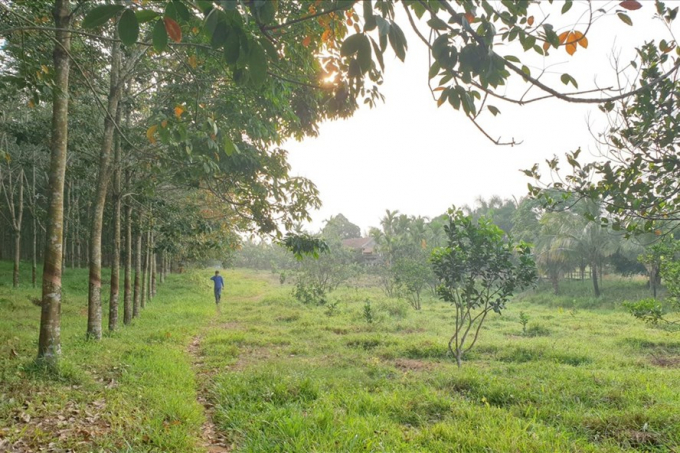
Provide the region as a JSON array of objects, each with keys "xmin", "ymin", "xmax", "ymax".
[
  {"xmin": 187, "ymin": 287, "xmax": 267, "ymax": 452},
  {"xmin": 187, "ymin": 334, "xmax": 232, "ymax": 453}
]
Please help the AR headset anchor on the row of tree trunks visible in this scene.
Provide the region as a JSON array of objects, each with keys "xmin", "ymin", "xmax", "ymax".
[{"xmin": 34, "ymin": 0, "xmax": 176, "ymax": 365}]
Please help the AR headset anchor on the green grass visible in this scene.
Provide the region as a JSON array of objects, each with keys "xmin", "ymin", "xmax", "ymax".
[
  {"xmin": 2, "ymin": 262, "xmax": 680, "ymax": 451},
  {"xmin": 0, "ymin": 261, "xmax": 218, "ymax": 452}
]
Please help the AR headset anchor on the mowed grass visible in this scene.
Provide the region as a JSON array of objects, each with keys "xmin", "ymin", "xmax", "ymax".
[
  {"xmin": 2, "ymin": 262, "xmax": 680, "ymax": 452},
  {"xmin": 202, "ymin": 273, "xmax": 680, "ymax": 452}
]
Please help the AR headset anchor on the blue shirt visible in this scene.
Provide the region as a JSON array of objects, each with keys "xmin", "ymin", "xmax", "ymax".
[{"xmin": 211, "ymin": 275, "xmax": 224, "ymax": 289}]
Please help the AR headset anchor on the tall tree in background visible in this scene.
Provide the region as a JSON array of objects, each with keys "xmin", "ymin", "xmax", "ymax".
[
  {"xmin": 0, "ymin": 150, "xmax": 25, "ymax": 287},
  {"xmin": 322, "ymin": 213, "xmax": 361, "ymax": 240}
]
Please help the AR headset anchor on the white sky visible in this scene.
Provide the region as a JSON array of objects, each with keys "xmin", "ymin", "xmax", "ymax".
[{"xmin": 284, "ymin": 1, "xmax": 679, "ymax": 234}]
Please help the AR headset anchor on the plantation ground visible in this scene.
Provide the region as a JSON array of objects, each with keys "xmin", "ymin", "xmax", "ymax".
[{"xmin": 1, "ymin": 262, "xmax": 679, "ymax": 452}]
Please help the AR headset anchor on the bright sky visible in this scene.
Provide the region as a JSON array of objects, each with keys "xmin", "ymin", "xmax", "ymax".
[{"xmin": 285, "ymin": 2, "xmax": 679, "ymax": 234}]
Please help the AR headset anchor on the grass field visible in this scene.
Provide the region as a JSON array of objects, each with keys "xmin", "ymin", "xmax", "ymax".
[{"xmin": 1, "ymin": 261, "xmax": 679, "ymax": 452}]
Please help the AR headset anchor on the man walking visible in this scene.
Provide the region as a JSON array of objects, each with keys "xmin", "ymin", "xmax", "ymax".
[{"xmin": 210, "ymin": 270, "xmax": 224, "ymax": 305}]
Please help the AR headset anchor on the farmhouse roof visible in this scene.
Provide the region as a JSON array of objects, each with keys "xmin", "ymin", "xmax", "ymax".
[{"xmin": 341, "ymin": 237, "xmax": 374, "ymax": 249}]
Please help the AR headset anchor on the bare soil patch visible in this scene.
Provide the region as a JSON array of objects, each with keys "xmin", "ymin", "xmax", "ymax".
[{"xmin": 394, "ymin": 358, "xmax": 435, "ymax": 372}]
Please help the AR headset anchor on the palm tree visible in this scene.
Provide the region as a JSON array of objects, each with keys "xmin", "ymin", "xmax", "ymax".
[
  {"xmin": 553, "ymin": 201, "xmax": 621, "ymax": 297},
  {"xmin": 535, "ymin": 213, "xmax": 573, "ymax": 294}
]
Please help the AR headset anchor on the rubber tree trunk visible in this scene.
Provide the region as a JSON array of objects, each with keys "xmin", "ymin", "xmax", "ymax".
[
  {"xmin": 108, "ymin": 108, "xmax": 122, "ymax": 332},
  {"xmin": 123, "ymin": 198, "xmax": 132, "ymax": 325},
  {"xmin": 144, "ymin": 226, "xmax": 151, "ymax": 304},
  {"xmin": 38, "ymin": 0, "xmax": 71, "ymax": 366},
  {"xmin": 62, "ymin": 181, "xmax": 69, "ymax": 270},
  {"xmin": 87, "ymin": 36, "xmax": 122, "ymax": 340},
  {"xmin": 12, "ymin": 169, "xmax": 24, "ymax": 288},
  {"xmin": 133, "ymin": 212, "xmax": 142, "ymax": 318},
  {"xmin": 151, "ymin": 245, "xmax": 156, "ymax": 298},
  {"xmin": 32, "ymin": 159, "xmax": 37, "ymax": 288},
  {"xmin": 141, "ymin": 232, "xmax": 148, "ymax": 309},
  {"xmin": 70, "ymin": 183, "xmax": 75, "ymax": 269}
]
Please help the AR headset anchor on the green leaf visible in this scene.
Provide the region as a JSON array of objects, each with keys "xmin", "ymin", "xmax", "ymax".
[
  {"xmin": 521, "ymin": 65, "xmax": 531, "ymax": 77},
  {"xmin": 340, "ymin": 33, "xmax": 365, "ymax": 57},
  {"xmin": 82, "ymin": 4, "xmax": 125, "ymax": 28},
  {"xmin": 388, "ymin": 23, "xmax": 407, "ymax": 62},
  {"xmin": 256, "ymin": 0, "xmax": 277, "ymax": 24},
  {"xmin": 173, "ymin": 0, "xmax": 191, "ymax": 20},
  {"xmin": 560, "ymin": 73, "xmax": 578, "ymax": 88},
  {"xmin": 363, "ymin": 0, "xmax": 376, "ymax": 31},
  {"xmin": 348, "ymin": 58, "xmax": 361, "ymax": 78},
  {"xmin": 248, "ymin": 41, "xmax": 268, "ymax": 87},
  {"xmin": 561, "ymin": 0, "xmax": 573, "ymax": 14},
  {"xmin": 431, "ymin": 34, "xmax": 449, "ymax": 62},
  {"xmin": 427, "ymin": 16, "xmax": 448, "ymax": 30},
  {"xmin": 487, "ymin": 105, "xmax": 500, "ymax": 116},
  {"xmin": 504, "ymin": 55, "xmax": 520, "ymax": 63},
  {"xmin": 164, "ymin": 1, "xmax": 179, "ymax": 21},
  {"xmin": 224, "ymin": 30, "xmax": 241, "ymax": 64},
  {"xmin": 135, "ymin": 10, "xmax": 159, "ymax": 23},
  {"xmin": 617, "ymin": 13, "xmax": 633, "ymax": 26},
  {"xmin": 220, "ymin": 0, "xmax": 239, "ymax": 10},
  {"xmin": 118, "ymin": 9, "xmax": 139, "ymax": 46},
  {"xmin": 197, "ymin": 1, "xmax": 213, "ymax": 14},
  {"xmin": 356, "ymin": 35, "xmax": 372, "ymax": 73},
  {"xmin": 153, "ymin": 19, "xmax": 168, "ymax": 52},
  {"xmin": 428, "ymin": 61, "xmax": 440, "ymax": 80},
  {"xmin": 260, "ymin": 37, "xmax": 279, "ymax": 62},
  {"xmin": 223, "ymin": 136, "xmax": 239, "ymax": 156},
  {"xmin": 211, "ymin": 21, "xmax": 229, "ymax": 49}
]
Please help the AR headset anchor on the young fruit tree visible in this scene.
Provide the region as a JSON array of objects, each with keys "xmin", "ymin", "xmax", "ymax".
[{"xmin": 431, "ymin": 209, "xmax": 536, "ymax": 368}]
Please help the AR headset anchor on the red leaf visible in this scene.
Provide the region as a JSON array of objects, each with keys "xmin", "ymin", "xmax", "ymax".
[
  {"xmin": 163, "ymin": 17, "xmax": 182, "ymax": 43},
  {"xmin": 619, "ymin": 1, "xmax": 642, "ymax": 11}
]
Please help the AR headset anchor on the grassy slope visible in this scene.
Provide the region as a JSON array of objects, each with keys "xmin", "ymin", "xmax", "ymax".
[{"xmin": 1, "ymin": 262, "xmax": 680, "ymax": 452}]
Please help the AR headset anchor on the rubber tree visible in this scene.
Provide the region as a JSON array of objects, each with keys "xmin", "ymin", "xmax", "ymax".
[{"xmin": 37, "ymin": 0, "xmax": 71, "ymax": 366}]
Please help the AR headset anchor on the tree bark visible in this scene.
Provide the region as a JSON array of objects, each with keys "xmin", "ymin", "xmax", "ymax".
[
  {"xmin": 151, "ymin": 243, "xmax": 156, "ymax": 298},
  {"xmin": 32, "ymin": 158, "xmax": 37, "ymax": 288},
  {"xmin": 62, "ymin": 180, "xmax": 69, "ymax": 270},
  {"xmin": 123, "ymin": 198, "xmax": 132, "ymax": 325},
  {"xmin": 87, "ymin": 35, "xmax": 122, "ymax": 340},
  {"xmin": 69, "ymin": 183, "xmax": 75, "ymax": 269},
  {"xmin": 13, "ymin": 169, "xmax": 24, "ymax": 288},
  {"xmin": 38, "ymin": 0, "xmax": 71, "ymax": 366},
  {"xmin": 133, "ymin": 212, "xmax": 142, "ymax": 318},
  {"xmin": 141, "ymin": 226, "xmax": 148, "ymax": 309},
  {"xmin": 108, "ymin": 107, "xmax": 123, "ymax": 332}
]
